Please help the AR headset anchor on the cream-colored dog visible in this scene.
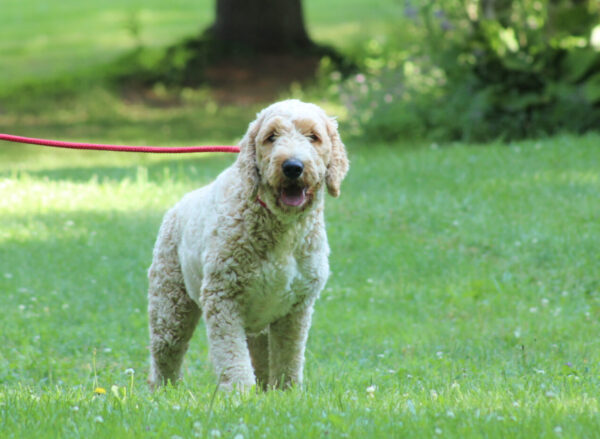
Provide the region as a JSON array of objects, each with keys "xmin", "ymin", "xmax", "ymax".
[{"xmin": 147, "ymin": 99, "xmax": 348, "ymax": 391}]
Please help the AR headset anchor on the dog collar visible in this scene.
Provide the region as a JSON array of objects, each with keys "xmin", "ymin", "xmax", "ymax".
[{"xmin": 256, "ymin": 195, "xmax": 271, "ymax": 213}]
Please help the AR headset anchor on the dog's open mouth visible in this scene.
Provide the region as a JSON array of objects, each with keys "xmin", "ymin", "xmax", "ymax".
[{"xmin": 280, "ymin": 185, "xmax": 307, "ymax": 207}]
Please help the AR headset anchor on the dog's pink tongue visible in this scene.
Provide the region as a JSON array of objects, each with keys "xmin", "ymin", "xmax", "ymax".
[{"xmin": 281, "ymin": 187, "xmax": 306, "ymax": 206}]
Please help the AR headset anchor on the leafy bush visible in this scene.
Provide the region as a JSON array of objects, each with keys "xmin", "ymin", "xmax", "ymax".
[{"xmin": 338, "ymin": 0, "xmax": 600, "ymax": 142}]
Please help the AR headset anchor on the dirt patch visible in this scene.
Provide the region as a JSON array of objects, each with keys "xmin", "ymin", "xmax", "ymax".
[
  {"xmin": 205, "ymin": 54, "xmax": 321, "ymax": 105},
  {"xmin": 118, "ymin": 54, "xmax": 321, "ymax": 107}
]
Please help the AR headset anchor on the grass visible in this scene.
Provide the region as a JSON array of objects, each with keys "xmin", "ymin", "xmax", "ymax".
[
  {"xmin": 1, "ymin": 134, "xmax": 599, "ymax": 438},
  {"xmin": 0, "ymin": 0, "xmax": 407, "ymax": 150},
  {"xmin": 1, "ymin": 0, "xmax": 600, "ymax": 437},
  {"xmin": 0, "ymin": 0, "xmax": 405, "ymax": 88},
  {"xmin": 0, "ymin": 0, "xmax": 406, "ymax": 147}
]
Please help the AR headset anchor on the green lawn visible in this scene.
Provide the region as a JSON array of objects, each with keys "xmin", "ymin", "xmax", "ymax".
[
  {"xmin": 1, "ymin": 0, "xmax": 600, "ymax": 437},
  {"xmin": 0, "ymin": 0, "xmax": 405, "ymax": 88},
  {"xmin": 1, "ymin": 134, "xmax": 599, "ymax": 438}
]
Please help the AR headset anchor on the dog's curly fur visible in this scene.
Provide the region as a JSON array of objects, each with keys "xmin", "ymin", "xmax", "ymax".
[{"xmin": 147, "ymin": 100, "xmax": 349, "ymax": 391}]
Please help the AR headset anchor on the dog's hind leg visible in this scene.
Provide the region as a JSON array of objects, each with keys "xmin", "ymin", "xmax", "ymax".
[
  {"xmin": 247, "ymin": 331, "xmax": 269, "ymax": 391},
  {"xmin": 148, "ymin": 275, "xmax": 200, "ymax": 388},
  {"xmin": 147, "ymin": 215, "xmax": 201, "ymax": 388}
]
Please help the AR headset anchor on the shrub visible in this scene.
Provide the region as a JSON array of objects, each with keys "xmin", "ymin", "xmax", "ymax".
[{"xmin": 338, "ymin": 0, "xmax": 600, "ymax": 142}]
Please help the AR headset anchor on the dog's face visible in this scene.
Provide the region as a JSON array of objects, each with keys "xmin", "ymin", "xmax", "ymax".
[{"xmin": 238, "ymin": 100, "xmax": 349, "ymax": 214}]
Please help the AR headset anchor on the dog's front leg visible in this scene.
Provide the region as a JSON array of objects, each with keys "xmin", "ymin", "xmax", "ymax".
[
  {"xmin": 202, "ymin": 295, "xmax": 255, "ymax": 391},
  {"xmin": 268, "ymin": 303, "xmax": 315, "ymax": 389}
]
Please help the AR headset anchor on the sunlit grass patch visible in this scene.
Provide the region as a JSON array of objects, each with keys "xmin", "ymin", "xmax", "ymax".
[{"xmin": 0, "ymin": 0, "xmax": 214, "ymax": 87}]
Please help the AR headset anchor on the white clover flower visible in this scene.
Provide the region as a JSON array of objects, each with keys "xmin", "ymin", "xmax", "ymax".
[{"xmin": 366, "ymin": 385, "xmax": 377, "ymax": 398}]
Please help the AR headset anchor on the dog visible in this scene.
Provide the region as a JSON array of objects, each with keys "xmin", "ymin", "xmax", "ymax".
[{"xmin": 147, "ymin": 99, "xmax": 349, "ymax": 391}]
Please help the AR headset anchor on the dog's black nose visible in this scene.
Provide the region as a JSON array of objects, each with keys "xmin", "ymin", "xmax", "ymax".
[{"xmin": 282, "ymin": 159, "xmax": 304, "ymax": 179}]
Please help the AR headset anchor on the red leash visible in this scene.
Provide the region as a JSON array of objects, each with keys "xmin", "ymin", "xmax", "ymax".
[{"xmin": 0, "ymin": 133, "xmax": 240, "ymax": 154}]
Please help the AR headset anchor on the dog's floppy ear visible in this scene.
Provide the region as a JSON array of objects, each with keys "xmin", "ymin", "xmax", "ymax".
[
  {"xmin": 325, "ymin": 117, "xmax": 349, "ymax": 197},
  {"xmin": 236, "ymin": 115, "xmax": 263, "ymax": 192}
]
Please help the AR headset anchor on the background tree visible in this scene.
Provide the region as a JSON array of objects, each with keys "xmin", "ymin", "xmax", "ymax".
[
  {"xmin": 116, "ymin": 0, "xmax": 350, "ymax": 98},
  {"xmin": 211, "ymin": 0, "xmax": 313, "ymax": 52}
]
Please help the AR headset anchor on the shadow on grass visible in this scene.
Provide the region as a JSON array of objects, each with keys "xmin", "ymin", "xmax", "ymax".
[
  {"xmin": 0, "ymin": 209, "xmax": 158, "ymax": 386},
  {"xmin": 0, "ymin": 207, "xmax": 158, "ymax": 281},
  {"xmin": 0, "ymin": 148, "xmax": 237, "ymax": 183},
  {"xmin": 0, "ymin": 84, "xmax": 259, "ymax": 160},
  {"xmin": 0, "ymin": 107, "xmax": 252, "ymax": 143}
]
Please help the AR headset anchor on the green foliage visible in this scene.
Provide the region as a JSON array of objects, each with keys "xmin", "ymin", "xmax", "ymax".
[{"xmin": 338, "ymin": 0, "xmax": 600, "ymax": 142}]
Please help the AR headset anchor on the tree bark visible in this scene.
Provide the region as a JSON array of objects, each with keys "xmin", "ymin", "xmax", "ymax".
[{"xmin": 212, "ymin": 0, "xmax": 313, "ymax": 52}]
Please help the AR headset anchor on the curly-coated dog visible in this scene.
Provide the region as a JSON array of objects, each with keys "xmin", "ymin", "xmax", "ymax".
[{"xmin": 147, "ymin": 99, "xmax": 349, "ymax": 391}]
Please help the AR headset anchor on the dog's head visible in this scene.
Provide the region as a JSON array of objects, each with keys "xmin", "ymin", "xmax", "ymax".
[{"xmin": 237, "ymin": 100, "xmax": 349, "ymax": 214}]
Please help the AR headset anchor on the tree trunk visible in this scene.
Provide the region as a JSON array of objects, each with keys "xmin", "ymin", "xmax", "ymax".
[{"xmin": 212, "ymin": 0, "xmax": 313, "ymax": 52}]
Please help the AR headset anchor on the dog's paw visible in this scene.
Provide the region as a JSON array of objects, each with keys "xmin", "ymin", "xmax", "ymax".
[
  {"xmin": 217, "ymin": 373, "xmax": 256, "ymax": 393},
  {"xmin": 218, "ymin": 381, "xmax": 256, "ymax": 394}
]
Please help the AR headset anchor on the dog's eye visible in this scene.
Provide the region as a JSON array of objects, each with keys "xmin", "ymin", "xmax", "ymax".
[
  {"xmin": 266, "ymin": 133, "xmax": 277, "ymax": 143},
  {"xmin": 307, "ymin": 133, "xmax": 320, "ymax": 143}
]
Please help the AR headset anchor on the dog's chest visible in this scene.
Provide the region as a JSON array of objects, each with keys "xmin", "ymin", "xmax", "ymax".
[{"xmin": 241, "ymin": 251, "xmax": 312, "ymax": 333}]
